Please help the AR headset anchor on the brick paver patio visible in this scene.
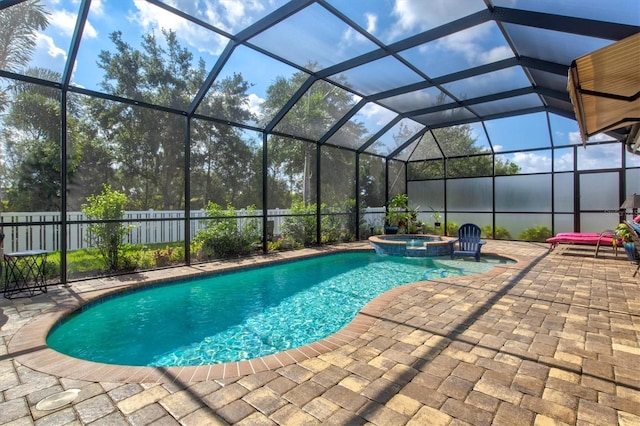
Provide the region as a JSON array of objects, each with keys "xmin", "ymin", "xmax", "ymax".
[{"xmin": 1, "ymin": 240, "xmax": 639, "ymax": 425}]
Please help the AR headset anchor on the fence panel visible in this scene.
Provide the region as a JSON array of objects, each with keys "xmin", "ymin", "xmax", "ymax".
[{"xmin": 0, "ymin": 207, "xmax": 386, "ymax": 253}]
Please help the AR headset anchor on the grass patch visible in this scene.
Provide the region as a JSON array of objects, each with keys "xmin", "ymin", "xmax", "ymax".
[{"xmin": 41, "ymin": 242, "xmax": 186, "ymax": 280}]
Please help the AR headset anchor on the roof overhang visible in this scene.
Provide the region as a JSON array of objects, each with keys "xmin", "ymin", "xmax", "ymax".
[{"xmin": 568, "ymin": 32, "xmax": 640, "ymax": 150}]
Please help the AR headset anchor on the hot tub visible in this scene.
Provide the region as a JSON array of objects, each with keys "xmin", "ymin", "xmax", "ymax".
[{"xmin": 368, "ymin": 234, "xmax": 452, "ymax": 257}]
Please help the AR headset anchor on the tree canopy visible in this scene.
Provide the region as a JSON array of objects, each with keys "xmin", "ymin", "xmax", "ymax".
[
  {"xmin": 409, "ymin": 125, "xmax": 520, "ymax": 179},
  {"xmin": 0, "ymin": 15, "xmax": 518, "ymax": 214}
]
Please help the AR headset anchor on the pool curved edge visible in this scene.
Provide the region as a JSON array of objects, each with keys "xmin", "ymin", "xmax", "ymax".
[{"xmin": 8, "ymin": 246, "xmax": 523, "ymax": 384}]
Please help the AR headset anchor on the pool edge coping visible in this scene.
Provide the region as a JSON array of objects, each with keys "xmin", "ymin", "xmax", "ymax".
[{"xmin": 8, "ymin": 245, "xmax": 527, "ymax": 384}]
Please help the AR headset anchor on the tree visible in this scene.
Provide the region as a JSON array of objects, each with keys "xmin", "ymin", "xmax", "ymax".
[
  {"xmin": 408, "ymin": 124, "xmax": 520, "ymax": 178},
  {"xmin": 260, "ymin": 67, "xmax": 366, "ymax": 207},
  {"xmin": 1, "ymin": 68, "xmax": 70, "ymax": 211},
  {"xmin": 0, "ymin": 0, "xmax": 48, "ymax": 71},
  {"xmin": 359, "ymin": 154, "xmax": 385, "ymax": 208},
  {"xmin": 320, "ymin": 144, "xmax": 356, "ymax": 207},
  {"xmin": 65, "ymin": 104, "xmax": 118, "ymax": 210},
  {"xmin": 0, "ymin": 0, "xmax": 49, "ymax": 112},
  {"xmin": 0, "ymin": 1, "xmax": 51, "ymax": 210},
  {"xmin": 87, "ymin": 30, "xmax": 205, "ymax": 210},
  {"xmin": 191, "ymin": 73, "xmax": 258, "ymax": 208},
  {"xmin": 89, "ymin": 30, "xmax": 258, "ymax": 211}
]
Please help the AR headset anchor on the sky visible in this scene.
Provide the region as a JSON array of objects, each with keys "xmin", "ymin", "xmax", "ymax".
[{"xmin": 8, "ymin": 0, "xmax": 639, "ymax": 170}]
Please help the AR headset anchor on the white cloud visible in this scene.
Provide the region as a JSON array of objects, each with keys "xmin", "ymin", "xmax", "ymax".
[
  {"xmin": 365, "ymin": 13, "xmax": 377, "ymax": 34},
  {"xmin": 402, "ymin": 90, "xmax": 435, "ymax": 106},
  {"xmin": 391, "ymin": 1, "xmax": 512, "ymax": 68},
  {"xmin": 554, "ymin": 150, "xmax": 574, "ymax": 171},
  {"xmin": 477, "ymin": 45, "xmax": 513, "ymax": 64},
  {"xmin": 586, "ymin": 132, "xmax": 615, "ymax": 143},
  {"xmin": 35, "ymin": 33, "xmax": 67, "ymax": 60},
  {"xmin": 578, "ymin": 142, "xmax": 621, "ymax": 169},
  {"xmin": 360, "ymin": 103, "xmax": 397, "ymax": 126},
  {"xmin": 569, "ymin": 130, "xmax": 615, "ymax": 145},
  {"xmin": 220, "ymin": 0, "xmax": 246, "ymax": 24},
  {"xmin": 131, "ymin": 0, "xmax": 180, "ymax": 32},
  {"xmin": 89, "ymin": 0, "xmax": 105, "ymax": 17},
  {"xmin": 49, "ymin": 9, "xmax": 97, "ymax": 38},
  {"xmin": 341, "ymin": 26, "xmax": 369, "ymax": 48},
  {"xmin": 389, "ymin": 0, "xmax": 482, "ymax": 38},
  {"xmin": 340, "ymin": 12, "xmax": 377, "ymax": 47},
  {"xmin": 131, "ymin": 0, "xmax": 229, "ymax": 56},
  {"xmin": 510, "ymin": 151, "xmax": 552, "ymax": 173},
  {"xmin": 162, "ymin": 0, "xmax": 266, "ymax": 33},
  {"xmin": 554, "ymin": 130, "xmax": 567, "ymax": 142},
  {"xmin": 390, "ymin": 1, "xmax": 436, "ymax": 33},
  {"xmin": 569, "ymin": 131, "xmax": 583, "ymax": 144},
  {"xmin": 82, "ymin": 21, "xmax": 98, "ymax": 38},
  {"xmin": 434, "ymin": 23, "xmax": 511, "ymax": 67},
  {"xmin": 219, "ymin": 0, "xmax": 267, "ymax": 29},
  {"xmin": 245, "ymin": 93, "xmax": 265, "ymax": 119}
]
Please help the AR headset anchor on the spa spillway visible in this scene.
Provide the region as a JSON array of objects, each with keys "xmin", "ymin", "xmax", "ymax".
[{"xmin": 369, "ymin": 234, "xmax": 452, "ymax": 257}]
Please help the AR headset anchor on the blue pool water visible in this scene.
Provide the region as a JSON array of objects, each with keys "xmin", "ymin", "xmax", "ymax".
[{"xmin": 47, "ymin": 251, "xmax": 510, "ymax": 367}]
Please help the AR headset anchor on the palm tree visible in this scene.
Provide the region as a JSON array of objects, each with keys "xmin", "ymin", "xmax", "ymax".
[{"xmin": 0, "ymin": 0, "xmax": 49, "ymax": 112}]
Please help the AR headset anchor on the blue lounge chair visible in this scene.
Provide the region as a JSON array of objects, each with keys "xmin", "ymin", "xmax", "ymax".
[{"xmin": 449, "ymin": 223, "xmax": 486, "ymax": 261}]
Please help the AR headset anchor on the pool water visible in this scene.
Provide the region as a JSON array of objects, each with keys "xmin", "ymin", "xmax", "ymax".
[{"xmin": 47, "ymin": 251, "xmax": 510, "ymax": 367}]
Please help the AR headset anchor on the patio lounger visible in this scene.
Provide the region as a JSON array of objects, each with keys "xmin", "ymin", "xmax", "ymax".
[{"xmin": 546, "ymin": 230, "xmax": 619, "ymax": 257}]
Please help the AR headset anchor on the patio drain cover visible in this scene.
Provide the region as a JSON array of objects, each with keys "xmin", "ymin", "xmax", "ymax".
[{"xmin": 36, "ymin": 389, "xmax": 81, "ymax": 411}]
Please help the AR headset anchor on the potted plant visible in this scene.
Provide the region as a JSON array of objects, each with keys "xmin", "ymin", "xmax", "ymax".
[
  {"xmin": 429, "ymin": 205, "xmax": 442, "ymax": 228},
  {"xmin": 615, "ymin": 223, "xmax": 639, "ymax": 260},
  {"xmin": 384, "ymin": 193, "xmax": 411, "ymax": 234}
]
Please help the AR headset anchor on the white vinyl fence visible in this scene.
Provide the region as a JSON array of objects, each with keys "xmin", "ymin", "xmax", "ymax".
[{"xmin": 0, "ymin": 207, "xmax": 386, "ymax": 253}]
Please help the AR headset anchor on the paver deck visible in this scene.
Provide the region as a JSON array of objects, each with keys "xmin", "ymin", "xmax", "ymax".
[{"xmin": 1, "ymin": 240, "xmax": 639, "ymax": 425}]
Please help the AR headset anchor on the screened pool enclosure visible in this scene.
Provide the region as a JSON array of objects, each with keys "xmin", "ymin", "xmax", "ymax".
[{"xmin": 0, "ymin": 0, "xmax": 639, "ymax": 283}]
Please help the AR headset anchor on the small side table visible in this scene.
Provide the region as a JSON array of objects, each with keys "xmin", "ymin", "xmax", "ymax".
[{"xmin": 3, "ymin": 250, "xmax": 48, "ymax": 299}]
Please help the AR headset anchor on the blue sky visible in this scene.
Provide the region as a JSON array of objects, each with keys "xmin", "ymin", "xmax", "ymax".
[{"xmin": 15, "ymin": 0, "xmax": 637, "ymax": 169}]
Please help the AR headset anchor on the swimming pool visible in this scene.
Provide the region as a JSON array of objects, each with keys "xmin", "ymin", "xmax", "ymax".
[{"xmin": 47, "ymin": 251, "xmax": 511, "ymax": 367}]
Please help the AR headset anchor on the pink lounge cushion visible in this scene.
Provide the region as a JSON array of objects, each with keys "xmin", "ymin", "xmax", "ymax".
[
  {"xmin": 553, "ymin": 232, "xmax": 600, "ymax": 238},
  {"xmin": 634, "ymin": 214, "xmax": 640, "ymax": 223},
  {"xmin": 546, "ymin": 232, "xmax": 618, "ymax": 245}
]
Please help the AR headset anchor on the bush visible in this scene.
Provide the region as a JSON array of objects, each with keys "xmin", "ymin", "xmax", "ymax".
[
  {"xmin": 43, "ymin": 257, "xmax": 61, "ymax": 279},
  {"xmin": 281, "ymin": 201, "xmax": 318, "ymax": 246},
  {"xmin": 280, "ymin": 200, "xmax": 358, "ymax": 245},
  {"xmin": 519, "ymin": 225, "xmax": 552, "ymax": 242},
  {"xmin": 169, "ymin": 245, "xmax": 185, "ymax": 262},
  {"xmin": 192, "ymin": 202, "xmax": 261, "ymax": 259},
  {"xmin": 137, "ymin": 249, "xmax": 156, "ymax": 270},
  {"xmin": 81, "ymin": 184, "xmax": 133, "ymax": 271},
  {"xmin": 120, "ymin": 248, "xmax": 140, "ymax": 271},
  {"xmin": 321, "ymin": 201, "xmax": 358, "ymax": 243},
  {"xmin": 480, "ymin": 225, "xmax": 512, "ymax": 240}
]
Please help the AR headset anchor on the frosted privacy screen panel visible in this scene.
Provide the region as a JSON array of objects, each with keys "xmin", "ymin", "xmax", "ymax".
[
  {"xmin": 495, "ymin": 175, "xmax": 552, "ymax": 212},
  {"xmin": 446, "ymin": 178, "xmax": 493, "ymax": 212}
]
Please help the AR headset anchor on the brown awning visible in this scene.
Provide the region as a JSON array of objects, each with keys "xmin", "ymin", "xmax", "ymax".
[{"xmin": 568, "ymin": 32, "xmax": 640, "ymax": 148}]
